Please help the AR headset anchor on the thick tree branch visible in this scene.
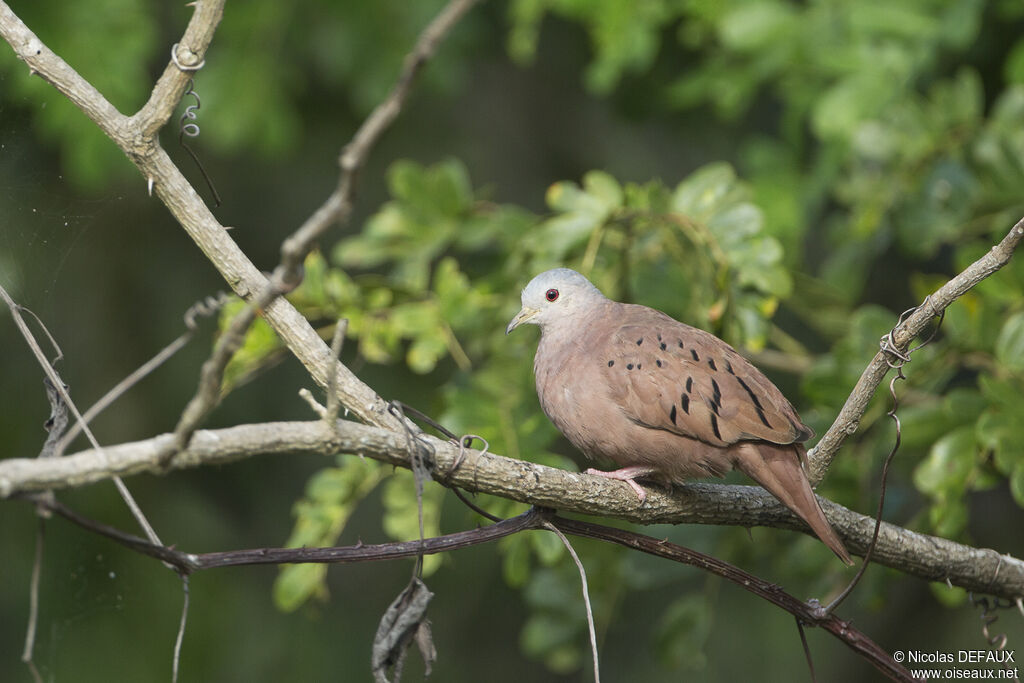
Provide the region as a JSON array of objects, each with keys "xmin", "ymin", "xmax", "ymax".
[
  {"xmin": 2, "ymin": 419, "xmax": 1020, "ymax": 601},
  {"xmin": 808, "ymin": 217, "xmax": 1024, "ymax": 484}
]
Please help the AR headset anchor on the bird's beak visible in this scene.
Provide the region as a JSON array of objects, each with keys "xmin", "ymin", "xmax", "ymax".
[{"xmin": 506, "ymin": 306, "xmax": 539, "ymax": 335}]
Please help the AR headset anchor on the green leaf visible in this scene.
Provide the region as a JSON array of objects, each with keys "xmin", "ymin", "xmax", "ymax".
[
  {"xmin": 407, "ymin": 333, "xmax": 449, "ymax": 374},
  {"xmin": 812, "ymin": 73, "xmax": 894, "ymax": 141},
  {"xmin": 273, "ymin": 564, "xmax": 328, "ymax": 613},
  {"xmin": 929, "ymin": 497, "xmax": 968, "ymax": 538},
  {"xmin": 913, "ymin": 426, "xmax": 977, "ymax": 498},
  {"xmin": 220, "ymin": 300, "xmax": 284, "ymax": 396},
  {"xmin": 977, "ymin": 409, "xmax": 1024, "ymax": 475},
  {"xmin": 1012, "ymin": 463, "xmax": 1024, "ymax": 507},
  {"xmin": 530, "ymin": 528, "xmax": 565, "ymax": 565},
  {"xmin": 582, "ymin": 170, "xmax": 624, "ymax": 208},
  {"xmin": 520, "ymin": 614, "xmax": 580, "ymax": 673},
  {"xmin": 501, "ymin": 534, "xmax": 533, "ymax": 588},
  {"xmin": 671, "ymin": 162, "xmax": 741, "ymax": 220},
  {"xmin": 930, "ymin": 582, "xmax": 968, "ymax": 608},
  {"xmin": 274, "ymin": 458, "xmax": 385, "ymax": 612},
  {"xmin": 718, "ymin": 2, "xmax": 796, "ymax": 52},
  {"xmin": 381, "ymin": 470, "xmax": 445, "ymax": 575},
  {"xmin": 654, "ymin": 594, "xmax": 712, "ymax": 670},
  {"xmin": 995, "ymin": 311, "xmax": 1024, "ymax": 372},
  {"xmin": 1005, "ymin": 38, "xmax": 1024, "ymax": 84}
]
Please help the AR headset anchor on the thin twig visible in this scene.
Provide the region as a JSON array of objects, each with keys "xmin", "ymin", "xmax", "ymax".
[
  {"xmin": 298, "ymin": 388, "xmax": 328, "ymax": 418},
  {"xmin": 0, "ymin": 285, "xmax": 162, "ymax": 545},
  {"xmin": 795, "ymin": 617, "xmax": 817, "ymax": 683},
  {"xmin": 21, "ymin": 516, "xmax": 45, "ymax": 682},
  {"xmin": 823, "ymin": 372, "xmax": 906, "ymax": 613},
  {"xmin": 543, "ymin": 521, "xmax": 601, "ymax": 683},
  {"xmin": 196, "ymin": 0, "xmax": 485, "ymax": 450},
  {"xmin": 56, "ymin": 334, "xmax": 190, "ymax": 457},
  {"xmin": 172, "ymin": 575, "xmax": 190, "ymax": 683},
  {"xmin": 0, "ymin": 3, "xmax": 401, "ymax": 433},
  {"xmin": 167, "ymin": 301, "xmax": 261, "ymax": 459},
  {"xmin": 55, "ymin": 292, "xmax": 229, "ymax": 457},
  {"xmin": 132, "ymin": 0, "xmax": 226, "ymax": 138},
  {"xmin": 550, "ymin": 515, "xmax": 918, "ymax": 682},
  {"xmin": 279, "ymin": 0, "xmax": 483, "ymax": 281},
  {"xmin": 325, "ymin": 318, "xmax": 348, "ymax": 422},
  {"xmin": 825, "ymin": 305, "xmax": 944, "ymax": 613},
  {"xmin": 809, "ymin": 217, "xmax": 1024, "ymax": 483}
]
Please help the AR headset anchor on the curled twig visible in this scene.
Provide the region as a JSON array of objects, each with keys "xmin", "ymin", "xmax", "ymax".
[
  {"xmin": 826, "ymin": 304, "xmax": 944, "ymax": 613},
  {"xmin": 810, "ymin": 218, "xmax": 1024, "ymax": 483}
]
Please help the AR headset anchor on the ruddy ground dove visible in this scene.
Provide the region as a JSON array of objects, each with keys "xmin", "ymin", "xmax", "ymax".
[{"xmin": 506, "ymin": 268, "xmax": 852, "ymax": 565}]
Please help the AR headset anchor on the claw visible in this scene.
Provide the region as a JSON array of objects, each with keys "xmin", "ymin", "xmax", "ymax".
[{"xmin": 584, "ymin": 466, "xmax": 654, "ymax": 503}]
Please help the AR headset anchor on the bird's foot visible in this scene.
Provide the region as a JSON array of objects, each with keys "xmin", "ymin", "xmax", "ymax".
[{"xmin": 583, "ymin": 466, "xmax": 656, "ymax": 503}]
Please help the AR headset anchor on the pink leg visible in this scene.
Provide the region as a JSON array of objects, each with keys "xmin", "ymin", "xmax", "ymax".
[{"xmin": 584, "ymin": 466, "xmax": 656, "ymax": 503}]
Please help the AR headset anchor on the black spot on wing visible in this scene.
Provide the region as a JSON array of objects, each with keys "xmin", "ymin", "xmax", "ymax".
[
  {"xmin": 669, "ymin": 404, "xmax": 677, "ymax": 424},
  {"xmin": 681, "ymin": 394, "xmax": 690, "ymax": 414},
  {"xmin": 735, "ymin": 376, "xmax": 765, "ymax": 410},
  {"xmin": 709, "ymin": 413, "xmax": 722, "ymax": 440},
  {"xmin": 660, "ymin": 342, "xmax": 667, "ymax": 351},
  {"xmin": 690, "ymin": 348, "xmax": 700, "ymax": 362},
  {"xmin": 685, "ymin": 376, "xmax": 693, "ymax": 393},
  {"xmin": 636, "ymin": 337, "xmax": 643, "ymax": 345},
  {"xmin": 709, "ymin": 378, "xmax": 722, "ymax": 415},
  {"xmin": 608, "ymin": 360, "xmax": 614, "ymax": 367},
  {"xmin": 656, "ymin": 359, "xmax": 662, "ymax": 367},
  {"xmin": 707, "ymin": 358, "xmax": 717, "ymax": 371},
  {"xmin": 627, "ymin": 363, "xmax": 634, "ymax": 370},
  {"xmin": 735, "ymin": 376, "xmax": 772, "ymax": 429},
  {"xmin": 724, "ymin": 359, "xmax": 735, "ymax": 375}
]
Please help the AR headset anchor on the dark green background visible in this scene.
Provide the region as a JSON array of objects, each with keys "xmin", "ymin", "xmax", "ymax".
[{"xmin": 2, "ymin": 1, "xmax": 1023, "ymax": 681}]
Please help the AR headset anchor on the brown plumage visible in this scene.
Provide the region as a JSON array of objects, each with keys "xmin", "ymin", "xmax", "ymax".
[{"xmin": 507, "ymin": 268, "xmax": 852, "ymax": 565}]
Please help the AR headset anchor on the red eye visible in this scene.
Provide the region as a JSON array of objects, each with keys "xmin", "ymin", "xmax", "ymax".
[{"xmin": 545, "ymin": 288, "xmax": 559, "ymax": 302}]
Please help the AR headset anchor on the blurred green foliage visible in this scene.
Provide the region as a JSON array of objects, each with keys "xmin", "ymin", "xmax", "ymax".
[{"xmin": 4, "ymin": 0, "xmax": 1024, "ymax": 678}]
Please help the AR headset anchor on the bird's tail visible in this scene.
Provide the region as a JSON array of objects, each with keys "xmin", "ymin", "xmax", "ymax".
[{"xmin": 733, "ymin": 442, "xmax": 853, "ymax": 566}]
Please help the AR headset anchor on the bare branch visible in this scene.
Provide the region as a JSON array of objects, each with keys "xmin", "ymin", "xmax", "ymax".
[
  {"xmin": 22, "ymin": 496, "xmax": 917, "ymax": 682},
  {"xmin": 31, "ymin": 496, "xmax": 542, "ymax": 572},
  {"xmin": 55, "ymin": 292, "xmax": 230, "ymax": 457},
  {"xmin": 281, "ymin": 0, "xmax": 482, "ymax": 281},
  {"xmin": 552, "ymin": 516, "xmax": 918, "ymax": 683},
  {"xmin": 809, "ymin": 218, "xmax": 1024, "ymax": 484},
  {"xmin": 0, "ymin": 285, "xmax": 163, "ymax": 545},
  {"xmin": 2, "ymin": 419, "xmax": 1020, "ymax": 601},
  {"xmin": 131, "ymin": 1, "xmax": 225, "ymax": 138},
  {"xmin": 0, "ymin": 3, "xmax": 403, "ymax": 433},
  {"xmin": 167, "ymin": 300, "xmax": 261, "ymax": 457}
]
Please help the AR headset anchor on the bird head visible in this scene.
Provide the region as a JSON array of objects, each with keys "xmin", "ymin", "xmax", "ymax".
[{"xmin": 506, "ymin": 268, "xmax": 605, "ymax": 335}]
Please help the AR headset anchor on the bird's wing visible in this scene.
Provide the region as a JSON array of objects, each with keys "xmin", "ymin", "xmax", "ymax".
[{"xmin": 600, "ymin": 314, "xmax": 813, "ymax": 447}]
